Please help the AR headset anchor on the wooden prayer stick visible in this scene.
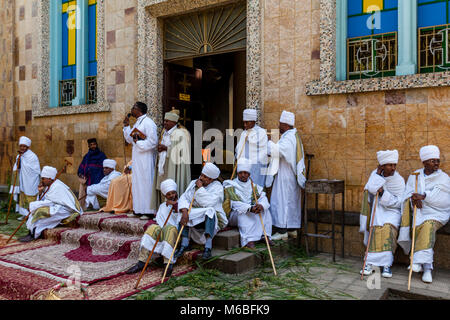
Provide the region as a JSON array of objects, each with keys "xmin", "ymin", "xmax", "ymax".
[
  {"xmin": 408, "ymin": 172, "xmax": 421, "ymax": 291},
  {"xmin": 2, "ymin": 154, "xmax": 21, "ymax": 225},
  {"xmin": 230, "ymin": 133, "xmax": 249, "ymax": 180},
  {"xmin": 251, "ymin": 179, "xmax": 277, "ymax": 276},
  {"xmin": 135, "ymin": 207, "xmax": 174, "ymax": 289},
  {"xmin": 360, "ymin": 191, "xmax": 379, "ymax": 280},
  {"xmin": 161, "ymin": 190, "xmax": 197, "ymax": 283},
  {"xmin": 2, "ymin": 209, "xmax": 33, "ymax": 247}
]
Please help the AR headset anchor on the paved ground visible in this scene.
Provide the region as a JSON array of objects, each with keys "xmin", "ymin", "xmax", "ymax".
[{"xmin": 134, "ymin": 250, "xmax": 450, "ymax": 300}]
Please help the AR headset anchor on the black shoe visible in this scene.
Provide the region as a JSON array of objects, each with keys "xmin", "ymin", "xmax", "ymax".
[
  {"xmin": 162, "ymin": 263, "xmax": 174, "ymax": 278},
  {"xmin": 125, "ymin": 261, "xmax": 145, "ymax": 274},
  {"xmin": 202, "ymin": 248, "xmax": 212, "ymax": 260},
  {"xmin": 19, "ymin": 233, "xmax": 34, "ymax": 243},
  {"xmin": 174, "ymin": 245, "xmax": 190, "ymax": 259}
]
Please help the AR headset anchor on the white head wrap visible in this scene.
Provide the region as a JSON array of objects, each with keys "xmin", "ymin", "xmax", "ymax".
[
  {"xmin": 19, "ymin": 136, "xmax": 31, "ymax": 147},
  {"xmin": 41, "ymin": 166, "xmax": 57, "ymax": 180},
  {"xmin": 420, "ymin": 145, "xmax": 440, "ymax": 162},
  {"xmin": 160, "ymin": 179, "xmax": 177, "ymax": 196},
  {"xmin": 377, "ymin": 150, "xmax": 399, "ymax": 166},
  {"xmin": 237, "ymin": 158, "xmax": 252, "ymax": 174},
  {"xmin": 165, "ymin": 112, "xmax": 179, "ymax": 122},
  {"xmin": 103, "ymin": 159, "xmax": 117, "ymax": 169},
  {"xmin": 280, "ymin": 111, "xmax": 295, "ymax": 126},
  {"xmin": 201, "ymin": 162, "xmax": 220, "ymax": 179},
  {"xmin": 243, "ymin": 109, "xmax": 257, "ymax": 121}
]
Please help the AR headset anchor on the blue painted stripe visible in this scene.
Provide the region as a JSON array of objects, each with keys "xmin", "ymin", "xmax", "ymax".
[
  {"xmin": 384, "ymin": 0, "xmax": 398, "ymax": 10},
  {"xmin": 62, "ymin": 12, "xmax": 68, "ymax": 67},
  {"xmin": 348, "ymin": 0, "xmax": 363, "ymax": 16},
  {"xmin": 373, "ymin": 10, "xmax": 398, "ymax": 34},
  {"xmin": 88, "ymin": 4, "xmax": 96, "ymax": 62},
  {"xmin": 88, "ymin": 61, "xmax": 97, "ymax": 76},
  {"xmin": 418, "ymin": 2, "xmax": 446, "ymax": 27},
  {"xmin": 348, "ymin": 14, "xmax": 373, "ymax": 37}
]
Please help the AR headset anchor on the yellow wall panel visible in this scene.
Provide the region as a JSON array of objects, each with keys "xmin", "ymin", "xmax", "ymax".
[{"xmin": 363, "ymin": 0, "xmax": 383, "ymax": 13}]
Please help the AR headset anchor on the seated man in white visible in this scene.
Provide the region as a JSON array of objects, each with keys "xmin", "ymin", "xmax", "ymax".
[
  {"xmin": 83, "ymin": 159, "xmax": 121, "ymax": 211},
  {"xmin": 174, "ymin": 162, "xmax": 228, "ymax": 260},
  {"xmin": 223, "ymin": 158, "xmax": 273, "ymax": 249},
  {"xmin": 20, "ymin": 166, "xmax": 83, "ymax": 242}
]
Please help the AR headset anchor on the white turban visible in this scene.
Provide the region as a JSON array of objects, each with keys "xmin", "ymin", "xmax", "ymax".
[
  {"xmin": 19, "ymin": 136, "xmax": 31, "ymax": 147},
  {"xmin": 160, "ymin": 179, "xmax": 177, "ymax": 196},
  {"xmin": 243, "ymin": 109, "xmax": 257, "ymax": 121},
  {"xmin": 201, "ymin": 162, "xmax": 220, "ymax": 179},
  {"xmin": 280, "ymin": 110, "xmax": 295, "ymax": 126},
  {"xmin": 237, "ymin": 158, "xmax": 252, "ymax": 174},
  {"xmin": 103, "ymin": 159, "xmax": 116, "ymax": 169},
  {"xmin": 165, "ymin": 112, "xmax": 179, "ymax": 122},
  {"xmin": 377, "ymin": 150, "xmax": 399, "ymax": 166},
  {"xmin": 420, "ymin": 145, "xmax": 440, "ymax": 162},
  {"xmin": 41, "ymin": 166, "xmax": 57, "ymax": 180}
]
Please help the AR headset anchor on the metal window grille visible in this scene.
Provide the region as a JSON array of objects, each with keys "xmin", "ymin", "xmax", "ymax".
[
  {"xmin": 59, "ymin": 79, "xmax": 76, "ymax": 106},
  {"xmin": 85, "ymin": 76, "xmax": 97, "ymax": 104},
  {"xmin": 418, "ymin": 24, "xmax": 450, "ymax": 74}
]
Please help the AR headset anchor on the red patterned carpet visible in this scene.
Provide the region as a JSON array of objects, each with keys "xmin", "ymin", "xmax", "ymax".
[{"xmin": 0, "ymin": 212, "xmax": 199, "ymax": 300}]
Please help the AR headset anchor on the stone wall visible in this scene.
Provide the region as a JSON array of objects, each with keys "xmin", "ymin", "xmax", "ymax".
[{"xmin": 261, "ymin": 0, "xmax": 450, "ymax": 213}]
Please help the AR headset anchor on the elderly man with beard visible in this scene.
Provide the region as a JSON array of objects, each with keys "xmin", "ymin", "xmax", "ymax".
[
  {"xmin": 398, "ymin": 145, "xmax": 450, "ymax": 283},
  {"xmin": 360, "ymin": 150, "xmax": 405, "ymax": 278}
]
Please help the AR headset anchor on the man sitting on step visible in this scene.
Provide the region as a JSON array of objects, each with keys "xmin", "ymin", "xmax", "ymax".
[
  {"xmin": 223, "ymin": 158, "xmax": 273, "ymax": 249},
  {"xmin": 174, "ymin": 162, "xmax": 228, "ymax": 260},
  {"xmin": 126, "ymin": 179, "xmax": 180, "ymax": 277},
  {"xmin": 82, "ymin": 159, "xmax": 121, "ymax": 211},
  {"xmin": 19, "ymin": 166, "xmax": 83, "ymax": 242}
]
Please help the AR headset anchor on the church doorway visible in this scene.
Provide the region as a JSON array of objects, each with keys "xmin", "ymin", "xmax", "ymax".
[{"xmin": 162, "ymin": 2, "xmax": 247, "ymax": 178}]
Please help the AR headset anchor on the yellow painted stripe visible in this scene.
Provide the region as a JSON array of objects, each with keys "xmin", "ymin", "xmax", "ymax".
[
  {"xmin": 363, "ymin": 0, "xmax": 383, "ymax": 13},
  {"xmin": 89, "ymin": 0, "xmax": 97, "ymax": 5},
  {"xmin": 68, "ymin": 9, "xmax": 76, "ymax": 65},
  {"xmin": 62, "ymin": 1, "xmax": 77, "ymax": 13}
]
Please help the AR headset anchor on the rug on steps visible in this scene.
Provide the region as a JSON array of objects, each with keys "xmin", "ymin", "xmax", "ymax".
[{"xmin": 0, "ymin": 212, "xmax": 200, "ymax": 300}]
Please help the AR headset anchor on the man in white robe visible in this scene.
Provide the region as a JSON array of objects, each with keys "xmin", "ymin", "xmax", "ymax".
[
  {"xmin": 20, "ymin": 166, "xmax": 83, "ymax": 242},
  {"xmin": 398, "ymin": 145, "xmax": 450, "ymax": 283},
  {"xmin": 224, "ymin": 158, "xmax": 272, "ymax": 248},
  {"xmin": 123, "ymin": 102, "xmax": 158, "ymax": 220},
  {"xmin": 126, "ymin": 179, "xmax": 180, "ymax": 277},
  {"xmin": 83, "ymin": 159, "xmax": 121, "ymax": 211},
  {"xmin": 235, "ymin": 109, "xmax": 269, "ymax": 186},
  {"xmin": 150, "ymin": 110, "xmax": 191, "ymax": 212},
  {"xmin": 174, "ymin": 162, "xmax": 228, "ymax": 260},
  {"xmin": 266, "ymin": 111, "xmax": 306, "ymax": 240},
  {"xmin": 359, "ymin": 150, "xmax": 405, "ymax": 278},
  {"xmin": 10, "ymin": 136, "xmax": 41, "ymax": 221}
]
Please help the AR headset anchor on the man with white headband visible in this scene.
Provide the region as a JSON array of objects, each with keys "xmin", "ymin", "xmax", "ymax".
[
  {"xmin": 9, "ymin": 136, "xmax": 41, "ymax": 221},
  {"xmin": 127, "ymin": 179, "xmax": 180, "ymax": 277},
  {"xmin": 265, "ymin": 110, "xmax": 306, "ymax": 241},
  {"xmin": 234, "ymin": 109, "xmax": 269, "ymax": 186},
  {"xmin": 398, "ymin": 145, "xmax": 450, "ymax": 283},
  {"xmin": 150, "ymin": 109, "xmax": 191, "ymax": 217},
  {"xmin": 223, "ymin": 158, "xmax": 273, "ymax": 248},
  {"xmin": 19, "ymin": 166, "xmax": 83, "ymax": 242},
  {"xmin": 360, "ymin": 150, "xmax": 405, "ymax": 278},
  {"xmin": 174, "ymin": 162, "xmax": 227, "ymax": 260},
  {"xmin": 82, "ymin": 159, "xmax": 121, "ymax": 211}
]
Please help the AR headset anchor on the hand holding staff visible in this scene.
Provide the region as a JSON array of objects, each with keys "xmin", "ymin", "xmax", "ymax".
[
  {"xmin": 161, "ymin": 190, "xmax": 197, "ymax": 283},
  {"xmin": 361, "ymin": 190, "xmax": 379, "ymax": 280},
  {"xmin": 231, "ymin": 132, "xmax": 249, "ymax": 180},
  {"xmin": 408, "ymin": 172, "xmax": 421, "ymax": 291},
  {"xmin": 251, "ymin": 179, "xmax": 277, "ymax": 276},
  {"xmin": 135, "ymin": 207, "xmax": 174, "ymax": 289}
]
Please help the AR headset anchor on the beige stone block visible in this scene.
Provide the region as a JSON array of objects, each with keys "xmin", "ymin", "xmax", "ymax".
[
  {"xmin": 365, "ymin": 104, "xmax": 385, "ymax": 133},
  {"xmin": 312, "ymin": 105, "xmax": 329, "ymax": 134},
  {"xmin": 346, "ymin": 133, "xmax": 365, "ymax": 160},
  {"xmin": 279, "ymin": 14, "xmax": 295, "ymax": 41},
  {"xmin": 428, "ymin": 87, "xmax": 450, "ymax": 106},
  {"xmin": 427, "ymin": 104, "xmax": 450, "ymax": 132},
  {"xmin": 405, "ymin": 103, "xmax": 427, "ymax": 133},
  {"xmin": 345, "ymin": 159, "xmax": 365, "ymax": 186},
  {"xmin": 279, "ymin": 62, "xmax": 295, "ymax": 87},
  {"xmin": 264, "ymin": 0, "xmax": 280, "ymax": 18},
  {"xmin": 279, "ymin": 39, "xmax": 295, "ymax": 64},
  {"xmin": 296, "ymin": 109, "xmax": 313, "ymax": 134},
  {"xmin": 405, "ymin": 131, "xmax": 427, "ymax": 160},
  {"xmin": 428, "ymin": 131, "xmax": 450, "ymax": 162},
  {"xmin": 264, "ymin": 63, "xmax": 280, "ymax": 87},
  {"xmin": 346, "ymin": 106, "xmax": 365, "ymax": 134},
  {"xmin": 385, "ymin": 104, "xmax": 406, "ymax": 133},
  {"xmin": 264, "ymin": 41, "xmax": 280, "ymax": 66},
  {"xmin": 329, "ymin": 105, "xmax": 347, "ymax": 134},
  {"xmin": 263, "ymin": 17, "xmax": 280, "ymax": 43}
]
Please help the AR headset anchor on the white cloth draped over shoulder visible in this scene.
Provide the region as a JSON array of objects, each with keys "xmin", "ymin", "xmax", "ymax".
[
  {"xmin": 398, "ymin": 169, "xmax": 450, "ymax": 265},
  {"xmin": 223, "ymin": 178, "xmax": 272, "ymax": 247},
  {"xmin": 27, "ymin": 179, "xmax": 83, "ymax": 238},
  {"xmin": 360, "ymin": 170, "xmax": 405, "ymax": 267},
  {"xmin": 85, "ymin": 170, "xmax": 121, "ymax": 210},
  {"xmin": 235, "ymin": 125, "xmax": 269, "ymax": 186},
  {"xmin": 177, "ymin": 180, "xmax": 227, "ymax": 244},
  {"xmin": 123, "ymin": 114, "xmax": 158, "ymax": 214},
  {"xmin": 265, "ymin": 128, "xmax": 304, "ymax": 229},
  {"xmin": 10, "ymin": 150, "xmax": 41, "ymax": 216}
]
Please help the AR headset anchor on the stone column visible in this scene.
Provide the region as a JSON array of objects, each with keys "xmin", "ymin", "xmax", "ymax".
[{"xmin": 396, "ymin": 0, "xmax": 417, "ymax": 76}]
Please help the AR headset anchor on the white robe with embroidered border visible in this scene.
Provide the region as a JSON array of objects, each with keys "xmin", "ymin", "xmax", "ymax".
[
  {"xmin": 10, "ymin": 150, "xmax": 41, "ymax": 216},
  {"xmin": 224, "ymin": 178, "xmax": 272, "ymax": 247},
  {"xmin": 360, "ymin": 170, "xmax": 405, "ymax": 267},
  {"xmin": 123, "ymin": 114, "xmax": 158, "ymax": 214},
  {"xmin": 398, "ymin": 169, "xmax": 450, "ymax": 267},
  {"xmin": 85, "ymin": 170, "xmax": 121, "ymax": 210},
  {"xmin": 140, "ymin": 202, "xmax": 180, "ymax": 263},
  {"xmin": 26, "ymin": 179, "xmax": 83, "ymax": 238},
  {"xmin": 177, "ymin": 180, "xmax": 227, "ymax": 244},
  {"xmin": 266, "ymin": 128, "xmax": 303, "ymax": 229},
  {"xmin": 235, "ymin": 125, "xmax": 269, "ymax": 186}
]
